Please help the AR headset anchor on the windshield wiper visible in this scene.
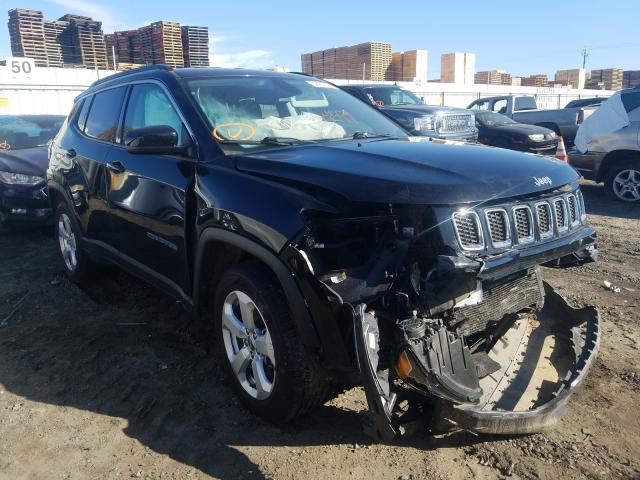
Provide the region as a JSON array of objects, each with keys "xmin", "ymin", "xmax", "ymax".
[
  {"xmin": 351, "ymin": 132, "xmax": 397, "ymax": 140},
  {"xmin": 217, "ymin": 137, "xmax": 312, "ymax": 146}
]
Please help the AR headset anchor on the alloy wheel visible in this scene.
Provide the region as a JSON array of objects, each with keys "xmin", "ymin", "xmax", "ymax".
[
  {"xmin": 58, "ymin": 212, "xmax": 77, "ymax": 271},
  {"xmin": 221, "ymin": 290, "xmax": 276, "ymax": 400},
  {"xmin": 612, "ymin": 169, "xmax": 640, "ymax": 202}
]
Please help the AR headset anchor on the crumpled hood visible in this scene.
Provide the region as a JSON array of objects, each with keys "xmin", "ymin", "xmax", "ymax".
[
  {"xmin": 0, "ymin": 147, "xmax": 48, "ymax": 176},
  {"xmin": 236, "ymin": 138, "xmax": 579, "ymax": 205}
]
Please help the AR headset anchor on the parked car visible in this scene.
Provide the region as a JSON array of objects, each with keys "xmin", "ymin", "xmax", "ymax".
[
  {"xmin": 564, "ymin": 97, "xmax": 607, "ymax": 109},
  {"xmin": 48, "ymin": 66, "xmax": 599, "ymax": 441},
  {"xmin": 0, "ymin": 114, "xmax": 65, "ymax": 226},
  {"xmin": 474, "ymin": 110, "xmax": 558, "ymax": 154},
  {"xmin": 571, "ymin": 87, "xmax": 640, "ymax": 202},
  {"xmin": 340, "ymin": 84, "xmax": 478, "ymax": 142},
  {"xmin": 467, "ymin": 95, "xmax": 595, "ymax": 146}
]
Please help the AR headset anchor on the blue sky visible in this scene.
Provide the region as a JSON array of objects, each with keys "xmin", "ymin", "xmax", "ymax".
[{"xmin": 2, "ymin": 0, "xmax": 639, "ymax": 77}]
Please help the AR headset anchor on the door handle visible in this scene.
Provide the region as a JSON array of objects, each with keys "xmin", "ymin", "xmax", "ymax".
[{"xmin": 106, "ymin": 161, "xmax": 125, "ymax": 174}]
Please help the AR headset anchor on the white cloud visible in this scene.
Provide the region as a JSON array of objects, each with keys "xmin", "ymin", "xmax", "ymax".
[
  {"xmin": 46, "ymin": 0, "xmax": 123, "ymax": 31},
  {"xmin": 210, "ymin": 50, "xmax": 275, "ymax": 70}
]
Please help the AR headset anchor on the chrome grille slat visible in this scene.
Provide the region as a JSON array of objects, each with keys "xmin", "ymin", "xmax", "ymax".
[
  {"xmin": 485, "ymin": 208, "xmax": 511, "ymax": 247},
  {"xmin": 554, "ymin": 198, "xmax": 568, "ymax": 232},
  {"xmin": 453, "ymin": 211, "xmax": 484, "ymax": 250},
  {"xmin": 567, "ymin": 194, "xmax": 579, "ymax": 225},
  {"xmin": 513, "ymin": 206, "xmax": 534, "ymax": 243},
  {"xmin": 535, "ymin": 202, "xmax": 553, "ymax": 239}
]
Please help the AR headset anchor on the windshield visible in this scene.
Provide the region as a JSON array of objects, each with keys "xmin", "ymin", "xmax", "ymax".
[
  {"xmin": 0, "ymin": 116, "xmax": 64, "ymax": 151},
  {"xmin": 364, "ymin": 87, "xmax": 423, "ymax": 107},
  {"xmin": 475, "ymin": 110, "xmax": 517, "ymax": 127},
  {"xmin": 186, "ymin": 76, "xmax": 407, "ymax": 150}
]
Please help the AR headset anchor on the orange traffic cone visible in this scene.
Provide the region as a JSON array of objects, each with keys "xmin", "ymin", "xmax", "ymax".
[{"xmin": 555, "ymin": 136, "xmax": 568, "ymax": 162}]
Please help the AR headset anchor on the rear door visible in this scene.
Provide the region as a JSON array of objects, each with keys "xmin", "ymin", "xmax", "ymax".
[
  {"xmin": 53, "ymin": 86, "xmax": 127, "ymax": 247},
  {"xmin": 104, "ymin": 81, "xmax": 195, "ymax": 295}
]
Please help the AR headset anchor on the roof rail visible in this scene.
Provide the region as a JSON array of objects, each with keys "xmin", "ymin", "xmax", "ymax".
[{"xmin": 91, "ymin": 64, "xmax": 173, "ymax": 88}]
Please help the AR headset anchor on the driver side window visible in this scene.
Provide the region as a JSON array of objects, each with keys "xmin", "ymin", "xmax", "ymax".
[
  {"xmin": 492, "ymin": 99, "xmax": 508, "ymax": 114},
  {"xmin": 123, "ymin": 83, "xmax": 187, "ymax": 146}
]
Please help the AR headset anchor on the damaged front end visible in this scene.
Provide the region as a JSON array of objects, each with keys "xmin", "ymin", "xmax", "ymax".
[{"xmin": 289, "ymin": 185, "xmax": 599, "ymax": 441}]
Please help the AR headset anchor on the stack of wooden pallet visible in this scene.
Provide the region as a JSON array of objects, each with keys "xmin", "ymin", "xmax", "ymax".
[{"xmin": 8, "ymin": 9, "xmax": 49, "ymax": 66}]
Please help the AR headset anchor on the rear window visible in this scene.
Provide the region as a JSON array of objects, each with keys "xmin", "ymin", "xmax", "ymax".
[
  {"xmin": 76, "ymin": 97, "xmax": 92, "ymax": 132},
  {"xmin": 84, "ymin": 87, "xmax": 126, "ymax": 142},
  {"xmin": 621, "ymin": 91, "xmax": 640, "ymax": 113},
  {"xmin": 514, "ymin": 97, "xmax": 537, "ymax": 111}
]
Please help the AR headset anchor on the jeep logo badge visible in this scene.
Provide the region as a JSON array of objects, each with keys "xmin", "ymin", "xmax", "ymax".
[{"xmin": 533, "ymin": 176, "xmax": 552, "ymax": 187}]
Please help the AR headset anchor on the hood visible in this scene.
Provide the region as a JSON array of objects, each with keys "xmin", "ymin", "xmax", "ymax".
[
  {"xmin": 381, "ymin": 104, "xmax": 473, "ymax": 116},
  {"xmin": 0, "ymin": 146, "xmax": 48, "ymax": 176},
  {"xmin": 235, "ymin": 138, "xmax": 579, "ymax": 205},
  {"xmin": 487, "ymin": 123, "xmax": 554, "ymax": 137}
]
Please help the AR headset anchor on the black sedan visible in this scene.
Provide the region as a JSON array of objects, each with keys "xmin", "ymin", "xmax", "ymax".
[
  {"xmin": 0, "ymin": 115, "xmax": 65, "ymax": 226},
  {"xmin": 474, "ymin": 110, "xmax": 558, "ymax": 154}
]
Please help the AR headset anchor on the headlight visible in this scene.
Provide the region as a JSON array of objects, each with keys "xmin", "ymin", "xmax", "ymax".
[
  {"xmin": 414, "ymin": 115, "xmax": 436, "ymax": 133},
  {"xmin": 0, "ymin": 171, "xmax": 45, "ymax": 185},
  {"xmin": 528, "ymin": 134, "xmax": 545, "ymax": 142},
  {"xmin": 547, "ymin": 131, "xmax": 557, "ymax": 138}
]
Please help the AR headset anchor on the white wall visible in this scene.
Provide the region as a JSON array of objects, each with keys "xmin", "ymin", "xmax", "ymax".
[
  {"xmin": 0, "ymin": 62, "xmax": 615, "ymax": 115},
  {"xmin": 331, "ymin": 78, "xmax": 615, "ymax": 109},
  {"xmin": 0, "ymin": 62, "xmax": 117, "ymax": 115}
]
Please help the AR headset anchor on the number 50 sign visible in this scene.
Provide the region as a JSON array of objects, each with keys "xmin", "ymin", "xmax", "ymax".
[{"xmin": 5, "ymin": 57, "xmax": 36, "ymax": 78}]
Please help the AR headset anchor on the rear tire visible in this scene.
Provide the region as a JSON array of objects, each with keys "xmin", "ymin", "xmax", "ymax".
[
  {"xmin": 213, "ymin": 263, "xmax": 329, "ymax": 423},
  {"xmin": 54, "ymin": 202, "xmax": 91, "ymax": 282},
  {"xmin": 603, "ymin": 159, "xmax": 640, "ymax": 203}
]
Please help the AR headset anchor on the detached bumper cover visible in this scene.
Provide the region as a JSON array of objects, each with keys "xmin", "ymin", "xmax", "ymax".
[
  {"xmin": 353, "ymin": 283, "xmax": 599, "ymax": 440},
  {"xmin": 441, "ymin": 285, "xmax": 600, "ymax": 434}
]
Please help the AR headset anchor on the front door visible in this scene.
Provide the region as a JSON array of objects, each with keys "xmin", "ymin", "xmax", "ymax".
[{"xmin": 105, "ymin": 82, "xmax": 195, "ymax": 295}]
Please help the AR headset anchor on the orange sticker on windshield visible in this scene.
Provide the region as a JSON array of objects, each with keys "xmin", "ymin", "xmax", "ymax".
[
  {"xmin": 0, "ymin": 140, "xmax": 10, "ymax": 151},
  {"xmin": 212, "ymin": 123, "xmax": 255, "ymax": 142},
  {"xmin": 375, "ymin": 100, "xmax": 385, "ymax": 107}
]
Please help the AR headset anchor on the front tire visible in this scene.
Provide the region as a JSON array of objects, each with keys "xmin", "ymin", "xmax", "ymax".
[
  {"xmin": 213, "ymin": 264, "xmax": 329, "ymax": 423},
  {"xmin": 54, "ymin": 202, "xmax": 90, "ymax": 282},
  {"xmin": 604, "ymin": 160, "xmax": 640, "ymax": 203}
]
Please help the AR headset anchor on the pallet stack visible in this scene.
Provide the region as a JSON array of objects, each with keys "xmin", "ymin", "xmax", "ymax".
[
  {"xmin": 43, "ymin": 19, "xmax": 65, "ymax": 67},
  {"xmin": 181, "ymin": 26, "xmax": 209, "ymax": 67},
  {"xmin": 301, "ymin": 53, "xmax": 312, "ymax": 75},
  {"xmin": 301, "ymin": 42, "xmax": 392, "ymax": 81},
  {"xmin": 57, "ymin": 14, "xmax": 108, "ymax": 69},
  {"xmin": 311, "ymin": 51, "xmax": 324, "ymax": 78},
  {"xmin": 8, "ymin": 9, "xmax": 49, "ymax": 66}
]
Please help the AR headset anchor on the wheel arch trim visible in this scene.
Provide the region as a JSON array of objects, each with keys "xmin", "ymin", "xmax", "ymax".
[{"xmin": 193, "ymin": 227, "xmax": 321, "ymax": 349}]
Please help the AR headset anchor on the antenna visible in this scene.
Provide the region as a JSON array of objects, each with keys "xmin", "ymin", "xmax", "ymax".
[{"xmin": 581, "ymin": 48, "xmax": 589, "ymax": 69}]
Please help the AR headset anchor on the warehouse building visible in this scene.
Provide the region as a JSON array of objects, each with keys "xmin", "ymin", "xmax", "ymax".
[
  {"xmin": 391, "ymin": 50, "xmax": 428, "ymax": 83},
  {"xmin": 440, "ymin": 52, "xmax": 475, "ymax": 84},
  {"xmin": 520, "ymin": 74, "xmax": 549, "ymax": 87},
  {"xmin": 554, "ymin": 68, "xmax": 586, "ymax": 89},
  {"xmin": 475, "ymin": 69, "xmax": 511, "ymax": 86}
]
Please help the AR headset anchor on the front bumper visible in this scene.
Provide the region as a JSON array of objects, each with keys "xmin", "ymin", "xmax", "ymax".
[
  {"xmin": 568, "ymin": 150, "xmax": 606, "ymax": 180},
  {"xmin": 439, "ymin": 284, "xmax": 599, "ymax": 434},
  {"xmin": 0, "ymin": 182, "xmax": 52, "ymax": 225},
  {"xmin": 353, "ymin": 281, "xmax": 599, "ymax": 441}
]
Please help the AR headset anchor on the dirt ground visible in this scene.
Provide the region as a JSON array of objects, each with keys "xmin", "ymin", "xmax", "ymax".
[{"xmin": 0, "ymin": 180, "xmax": 639, "ymax": 480}]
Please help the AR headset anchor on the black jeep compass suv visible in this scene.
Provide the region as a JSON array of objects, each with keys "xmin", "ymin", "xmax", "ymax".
[{"xmin": 48, "ymin": 65, "xmax": 599, "ymax": 440}]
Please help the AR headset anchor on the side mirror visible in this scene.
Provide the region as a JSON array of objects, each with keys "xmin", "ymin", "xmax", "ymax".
[{"xmin": 124, "ymin": 125, "xmax": 189, "ymax": 156}]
